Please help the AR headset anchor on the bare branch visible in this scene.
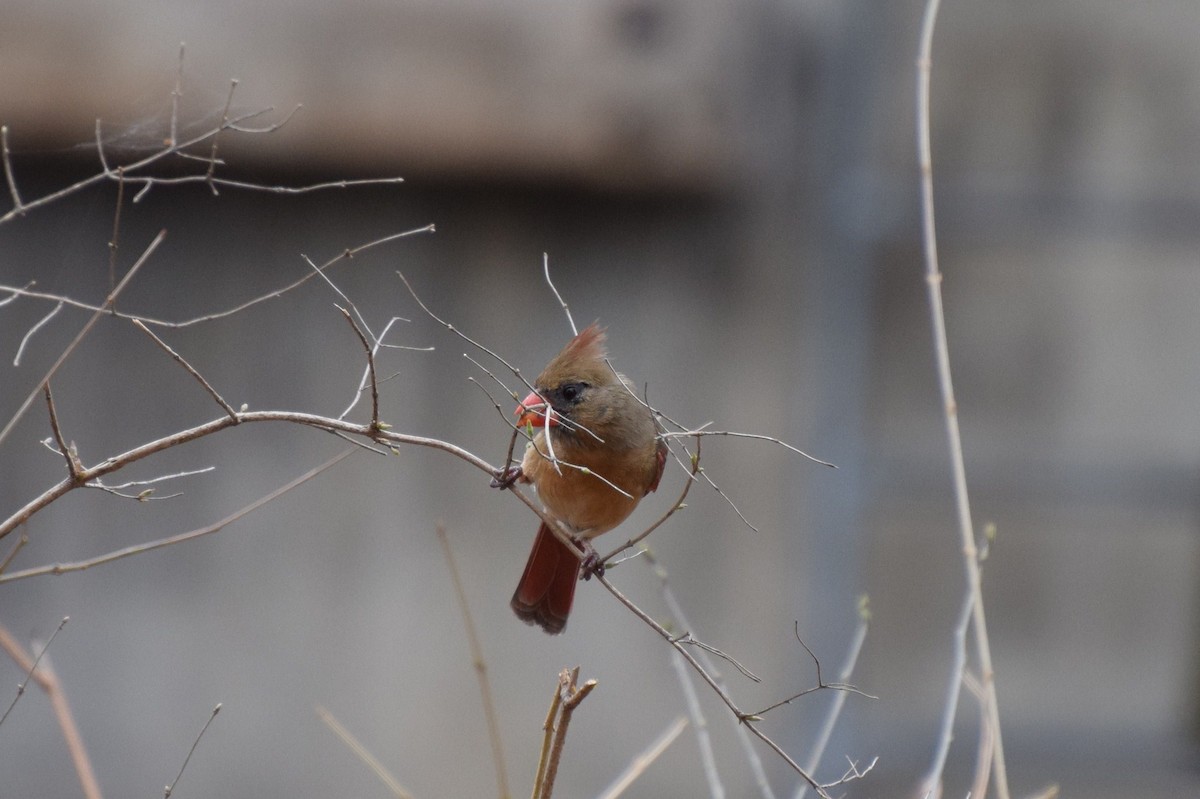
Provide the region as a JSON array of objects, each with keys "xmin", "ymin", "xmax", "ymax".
[
  {"xmin": 13, "ymin": 301, "xmax": 63, "ymax": 366},
  {"xmin": 163, "ymin": 704, "xmax": 221, "ymax": 798},
  {"xmin": 536, "ymin": 667, "xmax": 597, "ymax": 799},
  {"xmin": 0, "ymin": 226, "xmax": 433, "ymax": 329},
  {"xmin": 1, "ymin": 125, "xmax": 22, "ymax": 212},
  {"xmin": 168, "ymin": 42, "xmax": 185, "ymax": 148},
  {"xmin": 600, "ymin": 436, "xmax": 700, "ymax": 564},
  {"xmin": 202, "ymin": 79, "xmax": 238, "ymax": 195},
  {"xmin": 131, "ymin": 319, "xmax": 238, "ymax": 420},
  {"xmin": 596, "ymin": 717, "xmax": 688, "ymax": 799},
  {"xmin": 917, "ymin": 0, "xmax": 1009, "ymax": 794},
  {"xmin": 918, "ymin": 590, "xmax": 974, "ymax": 799},
  {"xmin": 316, "ymin": 705, "xmax": 414, "ymax": 799},
  {"xmin": 0, "ymin": 229, "xmax": 164, "ymax": 450},
  {"xmin": 43, "ymin": 383, "xmax": 83, "ymax": 479},
  {"xmin": 597, "ymin": 573, "xmax": 831, "ymax": 799},
  {"xmin": 0, "ymin": 449, "xmax": 354, "ymax": 580},
  {"xmin": 0, "ymin": 528, "xmax": 28, "ymax": 574},
  {"xmin": 821, "ymin": 755, "xmax": 878, "ymax": 790},
  {"xmin": 0, "ymin": 616, "xmax": 68, "ymax": 727},
  {"xmin": 336, "ymin": 306, "xmax": 381, "ymax": 428},
  {"xmin": 660, "ymin": 429, "xmax": 836, "ymax": 469},
  {"xmin": 750, "ymin": 628, "xmax": 875, "ymax": 719},
  {"xmin": 642, "ymin": 549, "xmax": 768, "ymax": 798},
  {"xmin": 435, "ymin": 524, "xmax": 510, "ymax": 799},
  {"xmin": 794, "ymin": 601, "xmax": 871, "ymax": 799},
  {"xmin": 0, "ymin": 621, "xmax": 101, "ymax": 799},
  {"xmin": 108, "ymin": 167, "xmax": 127, "ymax": 295},
  {"xmin": 542, "ymin": 253, "xmax": 577, "ymax": 336},
  {"xmin": 338, "ymin": 317, "xmax": 418, "ymax": 422},
  {"xmin": 398, "ymin": 271, "xmax": 538, "ymax": 402},
  {"xmin": 672, "ymin": 632, "xmax": 761, "ymax": 683},
  {"xmin": 0, "ymin": 280, "xmax": 33, "ymax": 308}
]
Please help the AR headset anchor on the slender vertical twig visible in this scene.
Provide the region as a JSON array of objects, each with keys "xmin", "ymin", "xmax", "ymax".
[
  {"xmin": 1, "ymin": 125, "xmax": 22, "ymax": 212},
  {"xmin": 163, "ymin": 704, "xmax": 221, "ymax": 798},
  {"xmin": 793, "ymin": 604, "xmax": 871, "ymax": 799},
  {"xmin": 916, "ymin": 1, "xmax": 1010, "ymax": 796},
  {"xmin": 538, "ymin": 668, "xmax": 595, "ymax": 799},
  {"xmin": 44, "ymin": 383, "xmax": 83, "ymax": 479},
  {"xmin": 542, "ymin": 254, "xmax": 577, "ymax": 336},
  {"xmin": 436, "ymin": 523, "xmax": 511, "ymax": 799},
  {"xmin": 107, "ymin": 168, "xmax": 125, "ymax": 295},
  {"xmin": 169, "ymin": 42, "xmax": 186, "ymax": 148},
  {"xmin": 531, "ymin": 678, "xmax": 565, "ymax": 799},
  {"xmin": 204, "ymin": 79, "xmax": 238, "ymax": 193}
]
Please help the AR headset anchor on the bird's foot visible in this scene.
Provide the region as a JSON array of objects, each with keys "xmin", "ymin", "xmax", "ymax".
[
  {"xmin": 577, "ymin": 538, "xmax": 605, "ymax": 581},
  {"xmin": 490, "ymin": 465, "xmax": 523, "ymax": 490}
]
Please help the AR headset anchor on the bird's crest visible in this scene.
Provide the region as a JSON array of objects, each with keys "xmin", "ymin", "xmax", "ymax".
[{"xmin": 538, "ymin": 323, "xmax": 611, "ymax": 386}]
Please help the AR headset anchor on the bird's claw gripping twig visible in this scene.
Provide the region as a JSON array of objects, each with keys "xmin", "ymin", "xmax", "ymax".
[
  {"xmin": 490, "ymin": 465, "xmax": 523, "ymax": 490},
  {"xmin": 577, "ymin": 538, "xmax": 605, "ymax": 580}
]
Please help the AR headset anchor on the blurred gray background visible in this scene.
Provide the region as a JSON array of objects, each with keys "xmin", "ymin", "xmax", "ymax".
[{"xmin": 2, "ymin": 1, "xmax": 1199, "ymax": 797}]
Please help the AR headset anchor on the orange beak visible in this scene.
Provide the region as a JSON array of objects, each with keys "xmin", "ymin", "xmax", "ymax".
[{"xmin": 515, "ymin": 391, "xmax": 559, "ymax": 428}]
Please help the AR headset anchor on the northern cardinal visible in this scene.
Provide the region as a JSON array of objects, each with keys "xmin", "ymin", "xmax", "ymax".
[{"xmin": 498, "ymin": 324, "xmax": 666, "ymax": 634}]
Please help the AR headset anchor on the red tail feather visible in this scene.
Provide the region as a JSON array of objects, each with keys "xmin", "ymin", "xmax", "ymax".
[{"xmin": 511, "ymin": 522, "xmax": 579, "ymax": 634}]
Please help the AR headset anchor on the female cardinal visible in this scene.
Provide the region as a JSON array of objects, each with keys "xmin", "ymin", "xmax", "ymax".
[{"xmin": 499, "ymin": 324, "xmax": 666, "ymax": 634}]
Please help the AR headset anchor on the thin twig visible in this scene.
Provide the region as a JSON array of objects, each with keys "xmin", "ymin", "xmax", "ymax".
[
  {"xmin": 0, "ymin": 227, "xmax": 432, "ymax": 329},
  {"xmin": 596, "ymin": 573, "xmax": 832, "ymax": 799},
  {"xmin": 794, "ymin": 602, "xmax": 872, "ymax": 799},
  {"xmin": 538, "ymin": 668, "xmax": 596, "ymax": 799},
  {"xmin": 0, "ymin": 616, "xmax": 69, "ymax": 727},
  {"xmin": 750, "ymin": 627, "xmax": 875, "ymax": 718},
  {"xmin": 0, "ymin": 450, "xmax": 354, "ymax": 580},
  {"xmin": 131, "ymin": 319, "xmax": 238, "ymax": 420},
  {"xmin": 14, "ymin": 301, "xmax": 63, "ymax": 366},
  {"xmin": 644, "ymin": 549, "xmax": 776, "ymax": 798},
  {"xmin": 108, "ymin": 168, "xmax": 125, "ymax": 295},
  {"xmin": 397, "ymin": 271, "xmax": 539, "ymax": 403},
  {"xmin": 0, "ymin": 528, "xmax": 28, "ymax": 574},
  {"xmin": 168, "ymin": 43, "xmax": 185, "ymax": 147},
  {"xmin": 0, "ymin": 280, "xmax": 33, "ymax": 308},
  {"xmin": 660, "ymin": 430, "xmax": 835, "ymax": 469},
  {"xmin": 595, "ymin": 717, "xmax": 688, "ymax": 799},
  {"xmin": 436, "ymin": 523, "xmax": 510, "ymax": 799},
  {"xmin": 0, "ymin": 621, "xmax": 101, "ymax": 799},
  {"xmin": 918, "ymin": 590, "xmax": 974, "ymax": 799},
  {"xmin": 44, "ymin": 383, "xmax": 83, "ymax": 479},
  {"xmin": 203, "ymin": 80, "xmax": 238, "ymax": 194},
  {"xmin": 0, "ymin": 409, "xmax": 502, "ymax": 544},
  {"xmin": 336, "ymin": 306, "xmax": 381, "ymax": 428},
  {"xmin": 2, "ymin": 106, "xmax": 274, "ymax": 224},
  {"xmin": 532, "ymin": 675, "xmax": 565, "ymax": 799},
  {"xmin": 542, "ymin": 254, "xmax": 577, "ymax": 336},
  {"xmin": 164, "ymin": 704, "xmax": 221, "ymax": 798},
  {"xmin": 339, "ymin": 317, "xmax": 416, "ymax": 422},
  {"xmin": 917, "ymin": 0, "xmax": 1009, "ymax": 796},
  {"xmin": 1, "ymin": 125, "xmax": 22, "ymax": 211},
  {"xmin": 0, "ymin": 229, "xmax": 164, "ymax": 450},
  {"xmin": 316, "ymin": 705, "xmax": 414, "ymax": 799},
  {"xmin": 675, "ymin": 633, "xmax": 761, "ymax": 683},
  {"xmin": 600, "ymin": 436, "xmax": 700, "ymax": 564}
]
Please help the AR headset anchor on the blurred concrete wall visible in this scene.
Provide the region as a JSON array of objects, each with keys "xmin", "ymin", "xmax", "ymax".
[{"xmin": 1, "ymin": 2, "xmax": 1199, "ymax": 798}]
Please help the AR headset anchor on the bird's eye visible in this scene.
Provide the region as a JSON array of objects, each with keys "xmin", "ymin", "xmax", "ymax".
[{"xmin": 560, "ymin": 382, "xmax": 586, "ymax": 402}]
